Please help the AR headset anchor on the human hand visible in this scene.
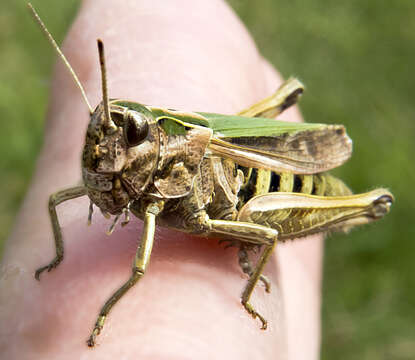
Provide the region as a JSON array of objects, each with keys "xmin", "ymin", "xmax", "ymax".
[{"xmin": 0, "ymin": 1, "xmax": 322, "ymax": 358}]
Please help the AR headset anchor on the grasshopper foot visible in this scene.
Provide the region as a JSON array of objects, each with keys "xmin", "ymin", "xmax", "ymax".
[
  {"xmin": 87, "ymin": 315, "xmax": 106, "ymax": 347},
  {"xmin": 87, "ymin": 331, "xmax": 99, "ymax": 348},
  {"xmin": 35, "ymin": 256, "xmax": 62, "ymax": 280},
  {"xmin": 242, "ymin": 301, "xmax": 268, "ymax": 330}
]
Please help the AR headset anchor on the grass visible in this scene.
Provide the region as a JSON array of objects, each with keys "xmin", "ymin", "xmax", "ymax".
[{"xmin": 1, "ymin": 1, "xmax": 414, "ymax": 358}]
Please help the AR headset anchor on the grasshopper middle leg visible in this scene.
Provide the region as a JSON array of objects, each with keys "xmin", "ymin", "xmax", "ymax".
[
  {"xmin": 208, "ymin": 219, "xmax": 278, "ymax": 329},
  {"xmin": 35, "ymin": 186, "xmax": 87, "ymax": 280},
  {"xmin": 238, "ymin": 246, "xmax": 271, "ymax": 293}
]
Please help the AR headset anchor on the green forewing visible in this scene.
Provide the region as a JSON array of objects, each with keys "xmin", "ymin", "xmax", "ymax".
[
  {"xmin": 120, "ymin": 103, "xmax": 352, "ymax": 173},
  {"xmin": 196, "ymin": 113, "xmax": 326, "ymax": 137},
  {"xmin": 148, "ymin": 106, "xmax": 327, "ymax": 137}
]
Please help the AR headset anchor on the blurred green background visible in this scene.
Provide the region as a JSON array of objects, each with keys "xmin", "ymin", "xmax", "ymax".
[{"xmin": 1, "ymin": 1, "xmax": 414, "ymax": 358}]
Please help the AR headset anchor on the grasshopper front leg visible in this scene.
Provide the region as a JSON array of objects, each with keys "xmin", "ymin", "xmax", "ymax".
[
  {"xmin": 87, "ymin": 202, "xmax": 162, "ymax": 347},
  {"xmin": 35, "ymin": 186, "xmax": 87, "ymax": 280}
]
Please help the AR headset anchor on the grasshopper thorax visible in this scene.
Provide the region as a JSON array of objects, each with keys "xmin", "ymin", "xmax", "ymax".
[{"xmin": 82, "ymin": 101, "xmax": 160, "ymax": 215}]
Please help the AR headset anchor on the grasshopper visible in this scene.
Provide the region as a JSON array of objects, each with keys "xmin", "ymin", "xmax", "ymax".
[{"xmin": 29, "ymin": 4, "xmax": 393, "ymax": 347}]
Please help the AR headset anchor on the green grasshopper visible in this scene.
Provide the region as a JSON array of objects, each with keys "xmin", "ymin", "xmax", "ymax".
[{"xmin": 29, "ymin": 4, "xmax": 393, "ymax": 347}]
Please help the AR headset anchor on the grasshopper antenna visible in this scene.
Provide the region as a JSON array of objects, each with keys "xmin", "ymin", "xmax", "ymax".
[
  {"xmin": 97, "ymin": 39, "xmax": 114, "ymax": 128},
  {"xmin": 27, "ymin": 3, "xmax": 93, "ymax": 114}
]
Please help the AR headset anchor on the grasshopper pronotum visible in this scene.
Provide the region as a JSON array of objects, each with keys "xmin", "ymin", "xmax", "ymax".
[{"xmin": 28, "ymin": 3, "xmax": 393, "ymax": 347}]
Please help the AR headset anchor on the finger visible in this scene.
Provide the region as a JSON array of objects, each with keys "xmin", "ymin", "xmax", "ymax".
[{"xmin": 1, "ymin": 1, "xmax": 319, "ymax": 359}]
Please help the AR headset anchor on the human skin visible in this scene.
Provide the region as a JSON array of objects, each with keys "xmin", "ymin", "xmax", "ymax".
[{"xmin": 0, "ymin": 0, "xmax": 322, "ymax": 359}]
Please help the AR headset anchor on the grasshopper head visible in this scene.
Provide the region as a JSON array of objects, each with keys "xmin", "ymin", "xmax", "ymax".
[
  {"xmin": 82, "ymin": 101, "xmax": 159, "ymax": 214},
  {"xmin": 81, "ymin": 40, "xmax": 160, "ymax": 215}
]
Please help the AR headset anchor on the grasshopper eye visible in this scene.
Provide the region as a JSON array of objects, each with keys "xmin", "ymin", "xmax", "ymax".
[{"xmin": 124, "ymin": 112, "xmax": 149, "ymax": 147}]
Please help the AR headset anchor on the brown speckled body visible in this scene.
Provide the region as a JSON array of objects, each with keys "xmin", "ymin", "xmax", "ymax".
[
  {"xmin": 29, "ymin": 7, "xmax": 393, "ymax": 345},
  {"xmin": 82, "ymin": 100, "xmax": 389, "ymax": 244}
]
